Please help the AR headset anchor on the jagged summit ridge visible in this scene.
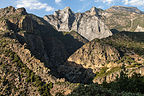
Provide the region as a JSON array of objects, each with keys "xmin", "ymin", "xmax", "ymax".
[
  {"xmin": 0, "ymin": 6, "xmax": 32, "ymax": 32},
  {"xmin": 0, "ymin": 6, "xmax": 27, "ymax": 18},
  {"xmin": 54, "ymin": 7, "xmax": 74, "ymax": 16},
  {"xmin": 85, "ymin": 6, "xmax": 103, "ymax": 16},
  {"xmin": 44, "ymin": 7, "xmax": 112, "ymax": 41}
]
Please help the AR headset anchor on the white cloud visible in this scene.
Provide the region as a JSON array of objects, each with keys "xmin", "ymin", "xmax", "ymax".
[
  {"xmin": 123, "ymin": 0, "xmax": 129, "ymax": 4},
  {"xmin": 103, "ymin": 0, "xmax": 114, "ymax": 4},
  {"xmin": 55, "ymin": 0, "xmax": 62, "ymax": 3},
  {"xmin": 97, "ymin": 6, "xmax": 104, "ymax": 9},
  {"xmin": 123, "ymin": 0, "xmax": 144, "ymax": 6},
  {"xmin": 95, "ymin": 0, "xmax": 115, "ymax": 4},
  {"xmin": 16, "ymin": 0, "xmax": 54, "ymax": 12}
]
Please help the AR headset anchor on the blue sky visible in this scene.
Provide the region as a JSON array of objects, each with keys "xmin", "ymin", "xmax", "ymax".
[{"xmin": 0, "ymin": 0, "xmax": 144, "ymax": 17}]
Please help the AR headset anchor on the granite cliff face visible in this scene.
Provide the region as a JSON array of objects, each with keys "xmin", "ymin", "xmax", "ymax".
[{"xmin": 44, "ymin": 7, "xmax": 112, "ymax": 41}]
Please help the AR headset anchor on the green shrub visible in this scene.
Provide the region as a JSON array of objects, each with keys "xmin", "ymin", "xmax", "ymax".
[
  {"xmin": 12, "ymin": 54, "xmax": 19, "ymax": 62},
  {"xmin": 102, "ymin": 71, "xmax": 144, "ymax": 94}
]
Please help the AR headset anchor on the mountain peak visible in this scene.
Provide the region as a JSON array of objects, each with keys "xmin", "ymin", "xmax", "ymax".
[
  {"xmin": 53, "ymin": 6, "xmax": 74, "ymax": 16},
  {"xmin": 16, "ymin": 7, "xmax": 27, "ymax": 15},
  {"xmin": 4, "ymin": 6, "xmax": 27, "ymax": 14},
  {"xmin": 64, "ymin": 7, "xmax": 71, "ymax": 10},
  {"xmin": 0, "ymin": 6, "xmax": 27, "ymax": 18},
  {"xmin": 62, "ymin": 7, "xmax": 73, "ymax": 14},
  {"xmin": 85, "ymin": 6, "xmax": 102, "ymax": 16},
  {"xmin": 2, "ymin": 6, "xmax": 16, "ymax": 13},
  {"xmin": 90, "ymin": 7, "xmax": 97, "ymax": 15},
  {"xmin": 7, "ymin": 6, "xmax": 15, "ymax": 10},
  {"xmin": 90, "ymin": 6, "xmax": 96, "ymax": 11}
]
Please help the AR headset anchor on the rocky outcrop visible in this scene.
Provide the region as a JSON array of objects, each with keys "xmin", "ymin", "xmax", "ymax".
[
  {"xmin": 0, "ymin": 6, "xmax": 27, "ymax": 18},
  {"xmin": 67, "ymin": 39, "xmax": 120, "ymax": 72},
  {"xmin": 135, "ymin": 25, "xmax": 144, "ymax": 32},
  {"xmin": 0, "ymin": 6, "xmax": 34, "ymax": 32},
  {"xmin": 0, "ymin": 19, "xmax": 11, "ymax": 31},
  {"xmin": 44, "ymin": 7, "xmax": 112, "ymax": 41}
]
